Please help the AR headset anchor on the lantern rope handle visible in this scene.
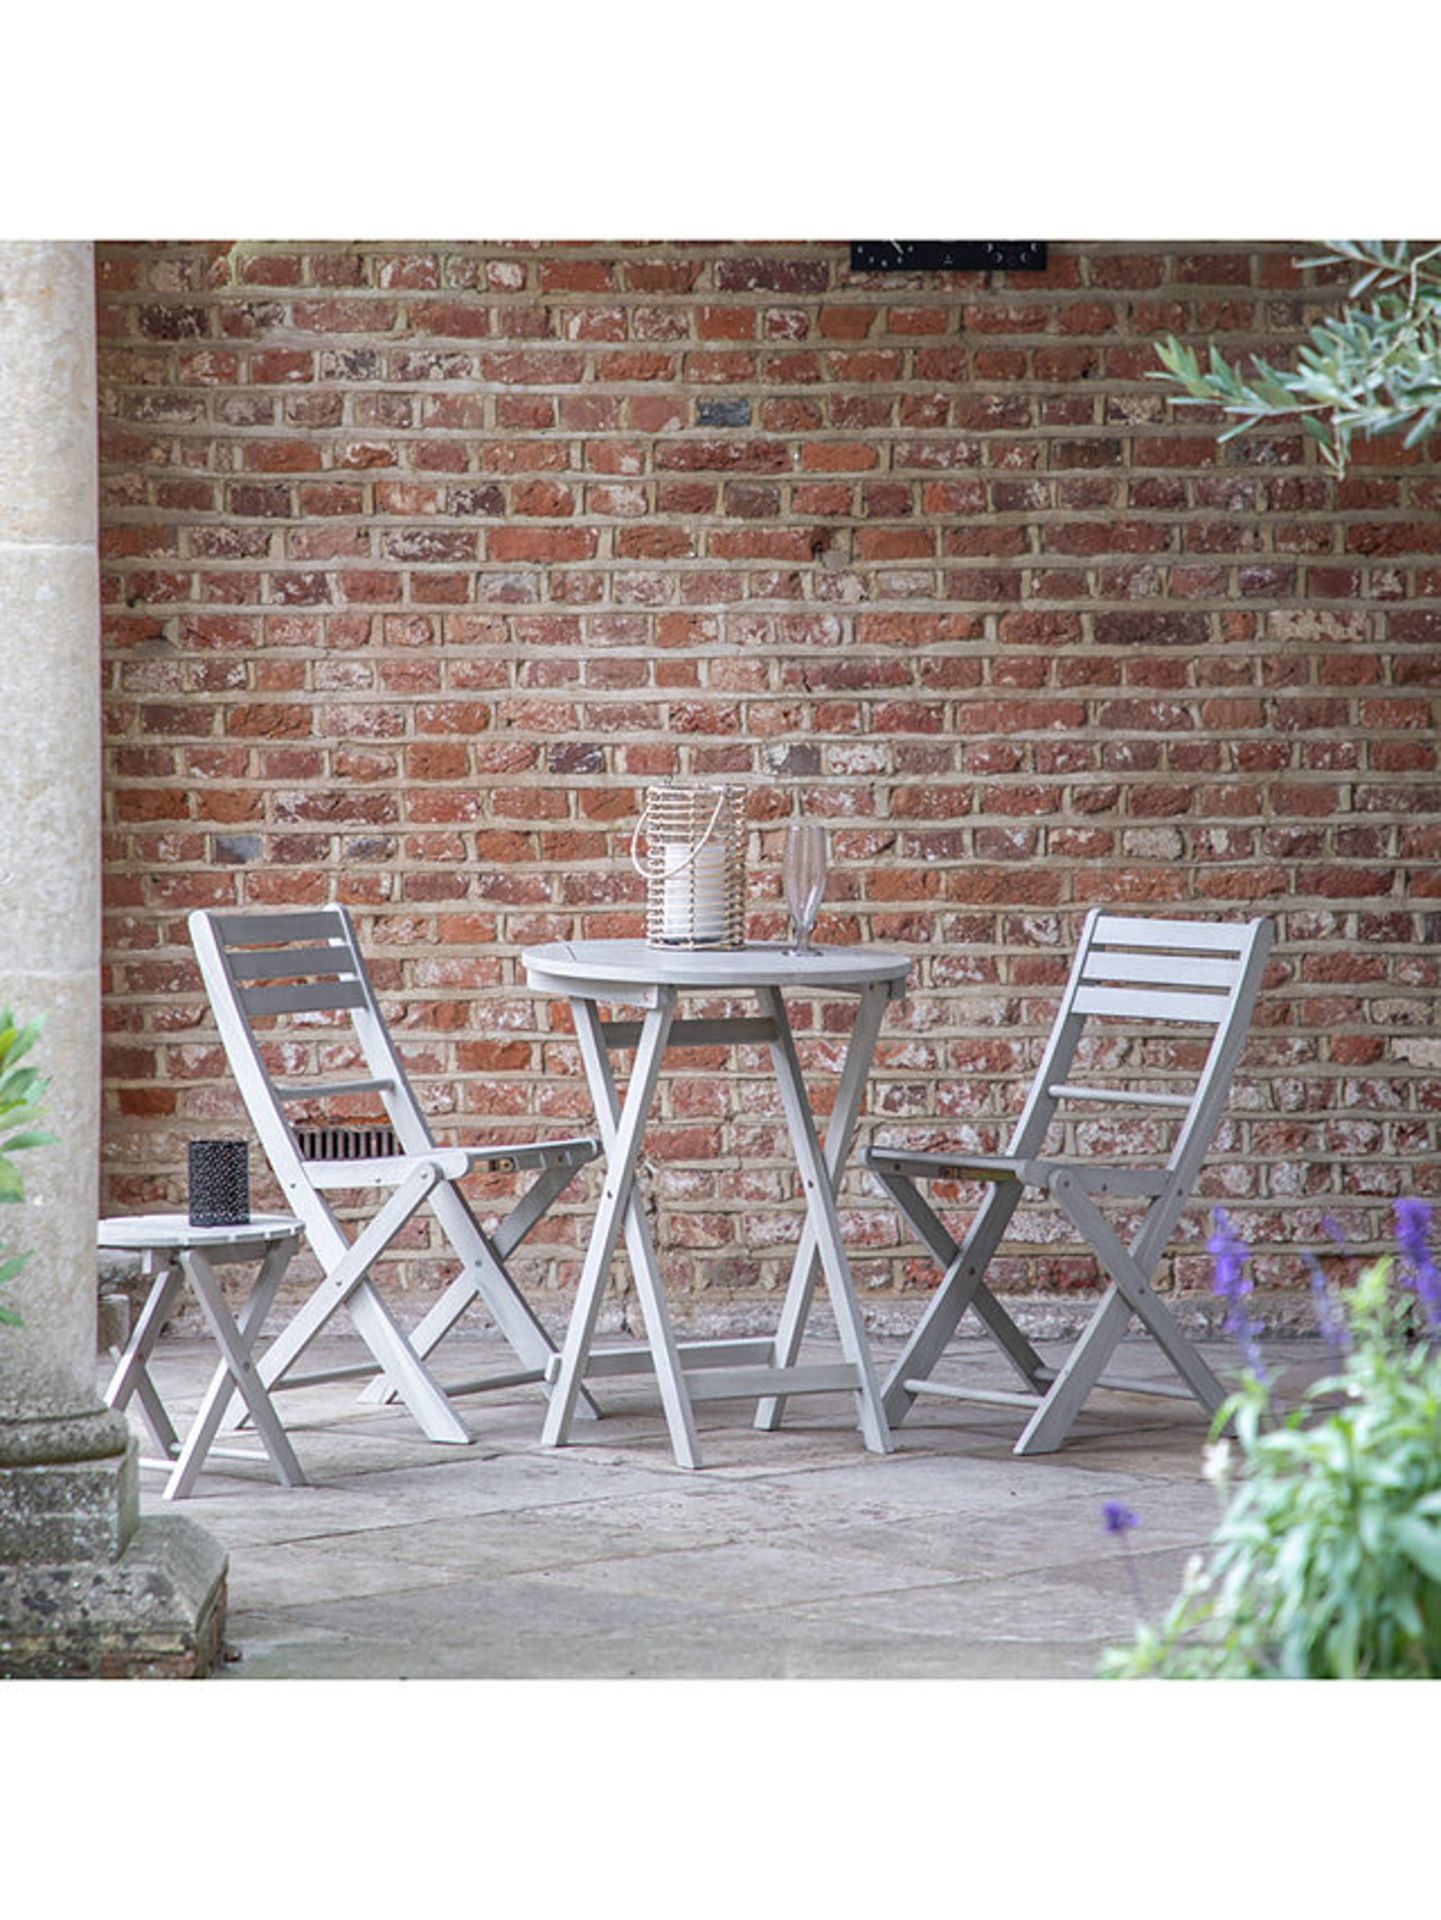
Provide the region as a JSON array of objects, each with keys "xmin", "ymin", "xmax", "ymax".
[{"xmin": 629, "ymin": 788, "xmax": 728, "ymax": 880}]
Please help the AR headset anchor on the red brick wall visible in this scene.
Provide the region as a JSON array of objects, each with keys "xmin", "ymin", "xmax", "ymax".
[{"xmin": 95, "ymin": 240, "xmax": 1441, "ymax": 1330}]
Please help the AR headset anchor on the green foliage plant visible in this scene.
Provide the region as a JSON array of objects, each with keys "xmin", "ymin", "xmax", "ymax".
[
  {"xmin": 0, "ymin": 1009, "xmax": 57, "ymax": 1328},
  {"xmin": 1151, "ymin": 241, "xmax": 1441, "ymax": 477},
  {"xmin": 1102, "ymin": 1202, "xmax": 1441, "ymax": 1679}
]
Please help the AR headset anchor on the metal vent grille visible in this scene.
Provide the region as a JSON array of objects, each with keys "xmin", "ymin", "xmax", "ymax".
[{"xmin": 295, "ymin": 1124, "xmax": 399, "ymax": 1162}]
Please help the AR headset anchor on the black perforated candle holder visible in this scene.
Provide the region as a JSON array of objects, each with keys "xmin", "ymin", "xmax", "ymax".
[{"xmin": 188, "ymin": 1139, "xmax": 250, "ymax": 1228}]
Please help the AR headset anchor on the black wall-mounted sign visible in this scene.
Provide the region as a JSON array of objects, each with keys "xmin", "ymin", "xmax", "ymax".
[{"xmin": 849, "ymin": 241, "xmax": 1048, "ymax": 274}]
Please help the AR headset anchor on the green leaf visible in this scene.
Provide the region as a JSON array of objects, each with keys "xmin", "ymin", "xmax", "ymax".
[
  {"xmin": 0, "ymin": 1163, "xmax": 23, "ymax": 1203},
  {"xmin": 0, "ymin": 1129, "xmax": 56, "ymax": 1154},
  {"xmin": 1395, "ymin": 1516, "xmax": 1441, "ymax": 1584}
]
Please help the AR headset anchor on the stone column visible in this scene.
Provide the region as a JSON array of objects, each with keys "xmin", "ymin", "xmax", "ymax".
[{"xmin": 0, "ymin": 240, "xmax": 226, "ymax": 1677}]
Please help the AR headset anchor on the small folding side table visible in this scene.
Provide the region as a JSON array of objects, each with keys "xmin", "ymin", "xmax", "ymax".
[{"xmin": 98, "ymin": 1212, "xmax": 306, "ymax": 1500}]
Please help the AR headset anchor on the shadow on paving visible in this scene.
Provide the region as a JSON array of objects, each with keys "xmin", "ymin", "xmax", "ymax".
[{"xmin": 101, "ymin": 1333, "xmax": 1331, "ymax": 1681}]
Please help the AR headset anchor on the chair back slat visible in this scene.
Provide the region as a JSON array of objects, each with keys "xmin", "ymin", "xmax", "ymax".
[
  {"xmin": 1079, "ymin": 948, "xmax": 1241, "ymax": 992},
  {"xmin": 226, "ymin": 945, "xmax": 359, "ymax": 984},
  {"xmin": 1088, "ymin": 913, "xmax": 1254, "ymax": 954},
  {"xmin": 238, "ymin": 979, "xmax": 370, "ymax": 1018},
  {"xmin": 1071, "ymin": 983, "xmax": 1230, "ymax": 1026},
  {"xmin": 209, "ymin": 909, "xmax": 348, "ymax": 946}
]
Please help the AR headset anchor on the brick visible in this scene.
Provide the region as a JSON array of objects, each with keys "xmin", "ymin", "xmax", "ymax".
[
  {"xmin": 801, "ymin": 441, "xmax": 879, "ymax": 473},
  {"xmin": 715, "ymin": 257, "xmax": 829, "ymax": 293},
  {"xmin": 696, "ymin": 305, "xmax": 755, "ymax": 340}
]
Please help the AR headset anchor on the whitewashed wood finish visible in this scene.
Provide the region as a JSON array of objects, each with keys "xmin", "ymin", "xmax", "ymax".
[
  {"xmin": 1070, "ymin": 984, "xmax": 1231, "ymax": 1026},
  {"xmin": 526, "ymin": 941, "xmax": 907, "ymax": 1467},
  {"xmin": 97, "ymin": 1212, "xmax": 303, "ymax": 1253},
  {"xmin": 753, "ymin": 979, "xmax": 892, "ymax": 1433},
  {"xmin": 866, "ymin": 909, "xmax": 1273, "ymax": 1454},
  {"xmin": 756, "ymin": 984, "xmax": 891, "ymax": 1453},
  {"xmin": 273, "ymin": 1076, "xmax": 396, "ymax": 1104},
  {"xmin": 1079, "ymin": 948, "xmax": 1241, "ymax": 990},
  {"xmin": 1046, "ymin": 1083, "xmax": 1193, "ymax": 1109},
  {"xmin": 599, "ymin": 1014, "xmax": 779, "ymax": 1051},
  {"xmin": 523, "ymin": 939, "xmax": 910, "ymax": 1003},
  {"xmin": 100, "ymin": 1215, "xmax": 305, "ymax": 1499},
  {"xmin": 541, "ymin": 994, "xmax": 692, "ymax": 1458},
  {"xmin": 1088, "ymin": 914, "xmax": 1254, "ymax": 952},
  {"xmin": 543, "ymin": 1338, "xmax": 775, "ymax": 1382},
  {"xmin": 188, "ymin": 905, "xmax": 600, "ymax": 1445}
]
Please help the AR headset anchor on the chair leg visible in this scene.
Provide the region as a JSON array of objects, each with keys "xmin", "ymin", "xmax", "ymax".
[
  {"xmin": 357, "ymin": 1170, "xmax": 600, "ymax": 1419},
  {"xmin": 346, "ymin": 1281, "xmax": 473, "ymax": 1444},
  {"xmin": 1014, "ymin": 1176, "xmax": 1226, "ymax": 1455},
  {"xmin": 878, "ymin": 1177, "xmax": 1034, "ymax": 1428},
  {"xmin": 234, "ymin": 1165, "xmax": 472, "ymax": 1446},
  {"xmin": 1014, "ymin": 1286, "xmax": 1132, "ymax": 1455}
]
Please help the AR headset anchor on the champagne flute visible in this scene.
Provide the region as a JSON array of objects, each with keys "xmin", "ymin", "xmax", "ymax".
[{"xmin": 783, "ymin": 822, "xmax": 827, "ymax": 956}]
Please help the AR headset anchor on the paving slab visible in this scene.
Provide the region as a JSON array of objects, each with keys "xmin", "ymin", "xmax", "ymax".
[{"xmin": 98, "ymin": 1331, "xmax": 1330, "ymax": 1681}]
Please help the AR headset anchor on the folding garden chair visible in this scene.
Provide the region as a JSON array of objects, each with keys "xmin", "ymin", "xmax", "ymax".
[
  {"xmin": 865, "ymin": 909, "xmax": 1272, "ymax": 1454},
  {"xmin": 189, "ymin": 906, "xmax": 599, "ymax": 1445}
]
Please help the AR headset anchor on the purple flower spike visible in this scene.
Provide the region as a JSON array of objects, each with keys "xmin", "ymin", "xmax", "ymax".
[
  {"xmin": 1395, "ymin": 1196, "xmax": 1434, "ymax": 1269},
  {"xmin": 1394, "ymin": 1196, "xmax": 1441, "ymax": 1331},
  {"xmin": 1208, "ymin": 1208, "xmax": 1252, "ymax": 1306},
  {"xmin": 1102, "ymin": 1501, "xmax": 1139, "ymax": 1536},
  {"xmin": 1305, "ymin": 1253, "xmax": 1350, "ymax": 1354},
  {"xmin": 1207, "ymin": 1208, "xmax": 1267, "ymax": 1376}
]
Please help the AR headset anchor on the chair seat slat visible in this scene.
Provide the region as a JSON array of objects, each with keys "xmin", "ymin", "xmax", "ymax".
[
  {"xmin": 867, "ymin": 1148, "xmax": 1026, "ymax": 1184},
  {"xmin": 1071, "ymin": 983, "xmax": 1228, "ymax": 1025},
  {"xmin": 303, "ymin": 1138, "xmax": 598, "ymax": 1188}
]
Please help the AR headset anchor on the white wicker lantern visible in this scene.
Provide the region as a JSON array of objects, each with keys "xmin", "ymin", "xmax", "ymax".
[{"xmin": 630, "ymin": 784, "xmax": 745, "ymax": 949}]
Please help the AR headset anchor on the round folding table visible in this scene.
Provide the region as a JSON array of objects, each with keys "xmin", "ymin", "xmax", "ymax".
[{"xmin": 520, "ymin": 939, "xmax": 911, "ymax": 1469}]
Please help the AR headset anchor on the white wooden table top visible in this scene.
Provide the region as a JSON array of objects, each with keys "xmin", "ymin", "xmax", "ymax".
[
  {"xmin": 521, "ymin": 938, "xmax": 911, "ymax": 999},
  {"xmin": 97, "ymin": 1212, "xmax": 303, "ymax": 1251}
]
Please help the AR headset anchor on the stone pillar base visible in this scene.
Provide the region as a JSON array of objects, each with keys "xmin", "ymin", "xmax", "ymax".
[{"xmin": 0, "ymin": 1512, "xmax": 229, "ymax": 1680}]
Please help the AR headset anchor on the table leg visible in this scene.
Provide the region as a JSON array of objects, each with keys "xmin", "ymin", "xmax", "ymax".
[
  {"xmin": 543, "ymin": 993, "xmax": 703, "ymax": 1465},
  {"xmin": 758, "ymin": 986, "xmax": 892, "ymax": 1454},
  {"xmin": 170, "ymin": 1241, "xmax": 307, "ymax": 1499},
  {"xmin": 754, "ymin": 982, "xmax": 891, "ymax": 1435}
]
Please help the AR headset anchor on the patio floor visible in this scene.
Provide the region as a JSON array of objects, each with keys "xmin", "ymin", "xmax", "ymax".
[{"xmin": 104, "ymin": 1331, "xmax": 1332, "ymax": 1681}]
